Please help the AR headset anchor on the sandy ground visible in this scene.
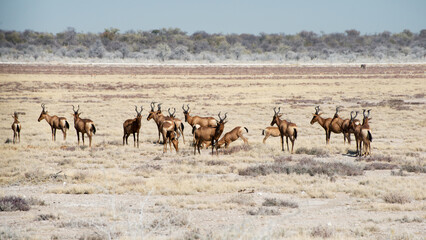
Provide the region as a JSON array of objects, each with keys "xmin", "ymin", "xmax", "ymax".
[{"xmin": 0, "ymin": 64, "xmax": 425, "ymax": 239}]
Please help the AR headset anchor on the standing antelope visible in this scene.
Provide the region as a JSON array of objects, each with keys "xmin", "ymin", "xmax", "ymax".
[
  {"xmin": 310, "ymin": 106, "xmax": 344, "ymax": 144},
  {"xmin": 38, "ymin": 103, "xmax": 70, "ymax": 141},
  {"xmin": 159, "ymin": 114, "xmax": 178, "ymax": 153},
  {"xmin": 271, "ymin": 107, "xmax": 298, "ymax": 153},
  {"xmin": 262, "ymin": 126, "xmax": 280, "ymax": 144},
  {"xmin": 72, "ymin": 105, "xmax": 96, "ymax": 147},
  {"xmin": 193, "ymin": 112, "xmax": 227, "ymax": 155},
  {"xmin": 123, "ymin": 106, "xmax": 143, "ymax": 147},
  {"xmin": 341, "ymin": 110, "xmax": 361, "ymax": 145},
  {"xmin": 147, "ymin": 103, "xmax": 184, "ymax": 144},
  {"xmin": 215, "ymin": 126, "xmax": 248, "ymax": 152},
  {"xmin": 359, "ymin": 109, "xmax": 373, "ymax": 156},
  {"xmin": 182, "ymin": 104, "xmax": 217, "ymax": 145},
  {"xmin": 167, "ymin": 107, "xmax": 185, "ymax": 144},
  {"xmin": 330, "ymin": 106, "xmax": 352, "ymax": 144},
  {"xmin": 11, "ymin": 112, "xmax": 21, "ymax": 144}
]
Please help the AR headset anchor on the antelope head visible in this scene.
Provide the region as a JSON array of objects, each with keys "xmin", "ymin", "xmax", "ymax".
[
  {"xmin": 12, "ymin": 112, "xmax": 19, "ymax": 121},
  {"xmin": 135, "ymin": 105, "xmax": 143, "ymax": 119},
  {"xmin": 168, "ymin": 108, "xmax": 176, "ymax": 118},
  {"xmin": 271, "ymin": 107, "xmax": 282, "ymax": 126},
  {"xmin": 146, "ymin": 101, "xmax": 157, "ymax": 121},
  {"xmin": 72, "ymin": 105, "xmax": 81, "ymax": 120},
  {"xmin": 349, "ymin": 111, "xmax": 360, "ymax": 128},
  {"xmin": 182, "ymin": 104, "xmax": 190, "ymax": 121},
  {"xmin": 38, "ymin": 103, "xmax": 48, "ymax": 122},
  {"xmin": 310, "ymin": 106, "xmax": 322, "ymax": 124},
  {"xmin": 216, "ymin": 112, "xmax": 228, "ymax": 125},
  {"xmin": 362, "ymin": 109, "xmax": 372, "ymax": 124}
]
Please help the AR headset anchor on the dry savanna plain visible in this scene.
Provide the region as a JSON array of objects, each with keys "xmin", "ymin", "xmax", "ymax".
[{"xmin": 0, "ymin": 63, "xmax": 425, "ymax": 239}]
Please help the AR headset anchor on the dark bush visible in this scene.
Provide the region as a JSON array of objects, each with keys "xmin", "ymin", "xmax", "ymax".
[{"xmin": 0, "ymin": 196, "xmax": 30, "ymax": 211}]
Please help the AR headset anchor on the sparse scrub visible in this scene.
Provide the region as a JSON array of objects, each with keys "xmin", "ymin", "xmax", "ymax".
[
  {"xmin": 221, "ymin": 144, "xmax": 252, "ymax": 155},
  {"xmin": 0, "ymin": 196, "xmax": 30, "ymax": 211},
  {"xmin": 150, "ymin": 209, "xmax": 189, "ymax": 230},
  {"xmin": 225, "ymin": 194, "xmax": 256, "ymax": 206},
  {"xmin": 364, "ymin": 162, "xmax": 398, "ymax": 170},
  {"xmin": 401, "ymin": 164, "xmax": 426, "ymax": 173},
  {"xmin": 383, "ymin": 192, "xmax": 412, "ymax": 204},
  {"xmin": 262, "ymin": 197, "xmax": 298, "ymax": 208},
  {"xmin": 247, "ymin": 207, "xmax": 280, "ymax": 216},
  {"xmin": 295, "ymin": 147, "xmax": 328, "ymax": 157},
  {"xmin": 36, "ymin": 213, "xmax": 57, "ymax": 221},
  {"xmin": 310, "ymin": 225, "xmax": 333, "ymax": 238},
  {"xmin": 396, "ymin": 216, "xmax": 423, "ymax": 223},
  {"xmin": 239, "ymin": 158, "xmax": 363, "ymax": 177}
]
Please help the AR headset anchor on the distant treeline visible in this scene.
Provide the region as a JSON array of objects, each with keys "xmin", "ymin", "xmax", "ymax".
[{"xmin": 0, "ymin": 27, "xmax": 425, "ymax": 62}]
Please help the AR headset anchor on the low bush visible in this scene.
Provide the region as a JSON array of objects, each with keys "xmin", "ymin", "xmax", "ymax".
[
  {"xmin": 262, "ymin": 198, "xmax": 298, "ymax": 208},
  {"xmin": 0, "ymin": 196, "xmax": 30, "ymax": 211},
  {"xmin": 383, "ymin": 192, "xmax": 412, "ymax": 204}
]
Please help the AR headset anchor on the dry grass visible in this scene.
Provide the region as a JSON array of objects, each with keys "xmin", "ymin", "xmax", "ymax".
[{"xmin": 0, "ymin": 65, "xmax": 425, "ymax": 239}]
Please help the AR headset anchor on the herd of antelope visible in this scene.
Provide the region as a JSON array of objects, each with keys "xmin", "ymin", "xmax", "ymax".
[{"xmin": 10, "ymin": 103, "xmax": 373, "ymax": 157}]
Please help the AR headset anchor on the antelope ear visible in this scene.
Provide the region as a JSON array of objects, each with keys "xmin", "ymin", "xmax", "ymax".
[
  {"xmin": 318, "ymin": 113, "xmax": 323, "ymax": 116},
  {"xmin": 278, "ymin": 114, "xmax": 283, "ymax": 117}
]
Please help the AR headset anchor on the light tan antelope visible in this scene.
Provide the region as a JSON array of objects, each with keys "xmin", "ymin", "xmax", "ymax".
[
  {"xmin": 215, "ymin": 126, "xmax": 248, "ymax": 152},
  {"xmin": 193, "ymin": 112, "xmax": 227, "ymax": 155},
  {"xmin": 159, "ymin": 115, "xmax": 178, "ymax": 153},
  {"xmin": 123, "ymin": 106, "xmax": 143, "ymax": 147},
  {"xmin": 271, "ymin": 107, "xmax": 298, "ymax": 153},
  {"xmin": 72, "ymin": 105, "xmax": 96, "ymax": 147},
  {"xmin": 310, "ymin": 106, "xmax": 344, "ymax": 144},
  {"xmin": 11, "ymin": 112, "xmax": 21, "ymax": 144},
  {"xmin": 262, "ymin": 126, "xmax": 280, "ymax": 144},
  {"xmin": 38, "ymin": 103, "xmax": 70, "ymax": 141}
]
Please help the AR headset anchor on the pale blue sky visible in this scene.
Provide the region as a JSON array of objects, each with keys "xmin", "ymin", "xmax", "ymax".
[{"xmin": 0, "ymin": 0, "xmax": 425, "ymax": 34}]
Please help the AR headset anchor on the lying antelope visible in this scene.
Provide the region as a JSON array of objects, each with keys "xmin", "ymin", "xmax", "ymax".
[
  {"xmin": 262, "ymin": 126, "xmax": 280, "ymax": 144},
  {"xmin": 271, "ymin": 107, "xmax": 298, "ymax": 153},
  {"xmin": 215, "ymin": 126, "xmax": 248, "ymax": 152},
  {"xmin": 72, "ymin": 105, "xmax": 96, "ymax": 147},
  {"xmin": 38, "ymin": 103, "xmax": 70, "ymax": 141},
  {"xmin": 310, "ymin": 106, "xmax": 344, "ymax": 144},
  {"xmin": 123, "ymin": 106, "xmax": 143, "ymax": 147},
  {"xmin": 11, "ymin": 112, "xmax": 21, "ymax": 144},
  {"xmin": 193, "ymin": 112, "xmax": 227, "ymax": 155}
]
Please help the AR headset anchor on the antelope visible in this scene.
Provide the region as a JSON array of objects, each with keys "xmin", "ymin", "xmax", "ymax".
[
  {"xmin": 359, "ymin": 109, "xmax": 373, "ymax": 156},
  {"xmin": 147, "ymin": 103, "xmax": 184, "ymax": 144},
  {"xmin": 72, "ymin": 105, "xmax": 96, "ymax": 147},
  {"xmin": 167, "ymin": 107, "xmax": 185, "ymax": 144},
  {"xmin": 193, "ymin": 112, "xmax": 227, "ymax": 155},
  {"xmin": 330, "ymin": 106, "xmax": 352, "ymax": 144},
  {"xmin": 159, "ymin": 114, "xmax": 178, "ymax": 153},
  {"xmin": 341, "ymin": 110, "xmax": 361, "ymax": 145},
  {"xmin": 215, "ymin": 126, "xmax": 248, "ymax": 151},
  {"xmin": 182, "ymin": 104, "xmax": 217, "ymax": 145},
  {"xmin": 271, "ymin": 107, "xmax": 298, "ymax": 153},
  {"xmin": 348, "ymin": 111, "xmax": 362, "ymax": 155},
  {"xmin": 11, "ymin": 112, "xmax": 21, "ymax": 144},
  {"xmin": 262, "ymin": 126, "xmax": 280, "ymax": 144},
  {"xmin": 360, "ymin": 64, "xmax": 366, "ymax": 69},
  {"xmin": 38, "ymin": 103, "xmax": 70, "ymax": 141},
  {"xmin": 310, "ymin": 106, "xmax": 344, "ymax": 144},
  {"xmin": 166, "ymin": 129, "xmax": 179, "ymax": 152},
  {"xmin": 123, "ymin": 106, "xmax": 143, "ymax": 147}
]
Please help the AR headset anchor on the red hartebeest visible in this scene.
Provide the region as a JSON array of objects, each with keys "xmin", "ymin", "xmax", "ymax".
[
  {"xmin": 11, "ymin": 112, "xmax": 21, "ymax": 144},
  {"xmin": 271, "ymin": 107, "xmax": 298, "ymax": 153},
  {"xmin": 262, "ymin": 126, "xmax": 280, "ymax": 144},
  {"xmin": 123, "ymin": 106, "xmax": 143, "ymax": 147},
  {"xmin": 193, "ymin": 112, "xmax": 227, "ymax": 155},
  {"xmin": 215, "ymin": 126, "xmax": 248, "ymax": 152},
  {"xmin": 72, "ymin": 105, "xmax": 96, "ymax": 147},
  {"xmin": 38, "ymin": 103, "xmax": 70, "ymax": 141},
  {"xmin": 310, "ymin": 106, "xmax": 344, "ymax": 144}
]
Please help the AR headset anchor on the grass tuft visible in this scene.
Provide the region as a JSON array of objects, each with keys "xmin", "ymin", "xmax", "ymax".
[
  {"xmin": 295, "ymin": 147, "xmax": 328, "ymax": 156},
  {"xmin": 247, "ymin": 207, "xmax": 280, "ymax": 216},
  {"xmin": 0, "ymin": 196, "xmax": 30, "ymax": 211},
  {"xmin": 364, "ymin": 162, "xmax": 398, "ymax": 171},
  {"xmin": 383, "ymin": 192, "xmax": 412, "ymax": 204},
  {"xmin": 310, "ymin": 225, "xmax": 333, "ymax": 238},
  {"xmin": 262, "ymin": 198, "xmax": 298, "ymax": 208}
]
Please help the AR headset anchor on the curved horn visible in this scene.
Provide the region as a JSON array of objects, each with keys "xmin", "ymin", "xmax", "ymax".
[
  {"xmin": 367, "ymin": 109, "xmax": 371, "ymax": 118},
  {"xmin": 182, "ymin": 104, "xmax": 186, "ymax": 111},
  {"xmin": 157, "ymin": 103, "xmax": 162, "ymax": 111},
  {"xmin": 315, "ymin": 106, "xmax": 320, "ymax": 114},
  {"xmin": 354, "ymin": 111, "xmax": 359, "ymax": 119},
  {"xmin": 350, "ymin": 111, "xmax": 354, "ymax": 120},
  {"xmin": 362, "ymin": 109, "xmax": 366, "ymax": 118},
  {"xmin": 172, "ymin": 107, "xmax": 176, "ymax": 116},
  {"xmin": 224, "ymin": 112, "xmax": 228, "ymax": 120},
  {"xmin": 273, "ymin": 107, "xmax": 277, "ymax": 115},
  {"xmin": 150, "ymin": 102, "xmax": 156, "ymax": 111},
  {"xmin": 72, "ymin": 105, "xmax": 76, "ymax": 112},
  {"xmin": 140, "ymin": 106, "xmax": 143, "ymax": 113},
  {"xmin": 168, "ymin": 108, "xmax": 172, "ymax": 116},
  {"xmin": 218, "ymin": 111, "xmax": 222, "ymax": 120},
  {"xmin": 135, "ymin": 105, "xmax": 138, "ymax": 113}
]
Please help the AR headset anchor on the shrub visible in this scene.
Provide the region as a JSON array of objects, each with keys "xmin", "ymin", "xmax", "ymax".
[
  {"xmin": 262, "ymin": 198, "xmax": 298, "ymax": 208},
  {"xmin": 401, "ymin": 164, "xmax": 426, "ymax": 173},
  {"xmin": 247, "ymin": 207, "xmax": 280, "ymax": 216},
  {"xmin": 295, "ymin": 147, "xmax": 328, "ymax": 156},
  {"xmin": 0, "ymin": 196, "xmax": 30, "ymax": 211},
  {"xmin": 383, "ymin": 192, "xmax": 412, "ymax": 204},
  {"xmin": 311, "ymin": 225, "xmax": 333, "ymax": 238},
  {"xmin": 364, "ymin": 162, "xmax": 398, "ymax": 170}
]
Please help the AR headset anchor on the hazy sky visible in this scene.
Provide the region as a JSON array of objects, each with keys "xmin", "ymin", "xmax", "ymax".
[{"xmin": 0, "ymin": 0, "xmax": 425, "ymax": 35}]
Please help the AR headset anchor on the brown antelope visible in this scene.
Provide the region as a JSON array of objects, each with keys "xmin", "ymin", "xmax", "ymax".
[
  {"xmin": 72, "ymin": 105, "xmax": 96, "ymax": 147},
  {"xmin": 166, "ymin": 129, "xmax": 179, "ymax": 152},
  {"xmin": 215, "ymin": 126, "xmax": 248, "ymax": 151},
  {"xmin": 167, "ymin": 107, "xmax": 185, "ymax": 144},
  {"xmin": 271, "ymin": 107, "xmax": 298, "ymax": 153},
  {"xmin": 123, "ymin": 106, "xmax": 143, "ymax": 147},
  {"xmin": 348, "ymin": 111, "xmax": 362, "ymax": 155},
  {"xmin": 147, "ymin": 103, "xmax": 184, "ymax": 144},
  {"xmin": 330, "ymin": 106, "xmax": 353, "ymax": 144},
  {"xmin": 182, "ymin": 104, "xmax": 217, "ymax": 128},
  {"xmin": 359, "ymin": 109, "xmax": 373, "ymax": 156},
  {"xmin": 159, "ymin": 115, "xmax": 178, "ymax": 153},
  {"xmin": 262, "ymin": 126, "xmax": 280, "ymax": 144},
  {"xmin": 11, "ymin": 112, "xmax": 21, "ymax": 144},
  {"xmin": 38, "ymin": 103, "xmax": 70, "ymax": 141},
  {"xmin": 310, "ymin": 106, "xmax": 344, "ymax": 144},
  {"xmin": 341, "ymin": 110, "xmax": 361, "ymax": 145},
  {"xmin": 360, "ymin": 64, "xmax": 366, "ymax": 69},
  {"xmin": 193, "ymin": 112, "xmax": 227, "ymax": 155}
]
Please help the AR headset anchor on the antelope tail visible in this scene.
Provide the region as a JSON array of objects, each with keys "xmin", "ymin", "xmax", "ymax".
[
  {"xmin": 262, "ymin": 129, "xmax": 265, "ymax": 135},
  {"xmin": 192, "ymin": 126, "xmax": 196, "ymax": 135},
  {"xmin": 181, "ymin": 122, "xmax": 184, "ymax": 132},
  {"xmin": 91, "ymin": 124, "xmax": 96, "ymax": 134},
  {"xmin": 65, "ymin": 121, "xmax": 70, "ymax": 129},
  {"xmin": 16, "ymin": 125, "xmax": 20, "ymax": 133},
  {"xmin": 367, "ymin": 130, "xmax": 372, "ymax": 142},
  {"xmin": 244, "ymin": 127, "xmax": 248, "ymax": 133},
  {"xmin": 294, "ymin": 128, "xmax": 298, "ymax": 140}
]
